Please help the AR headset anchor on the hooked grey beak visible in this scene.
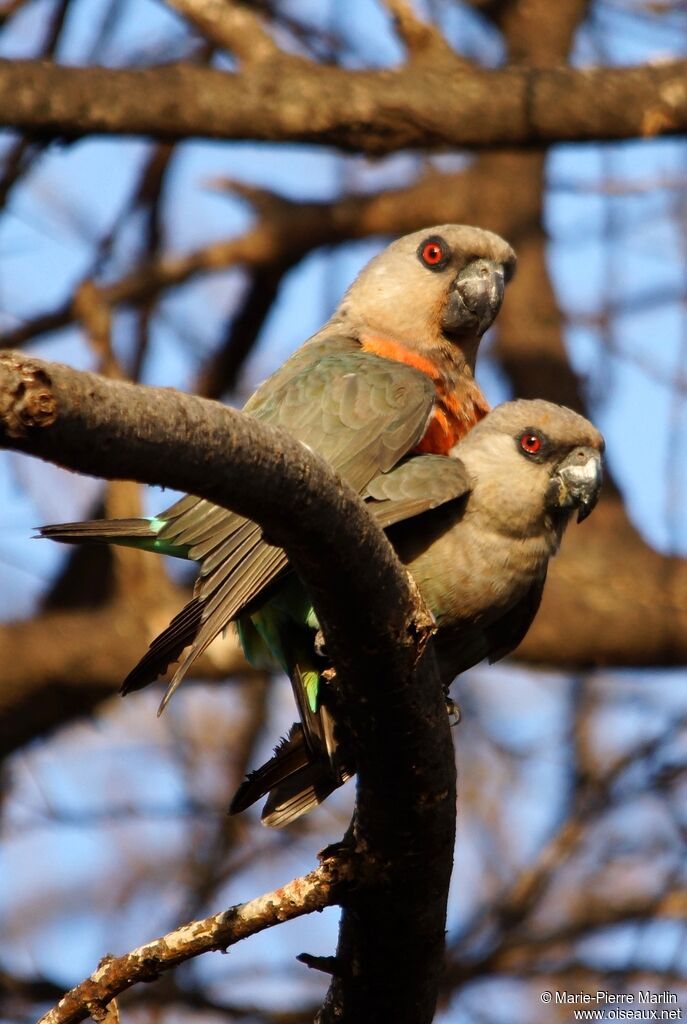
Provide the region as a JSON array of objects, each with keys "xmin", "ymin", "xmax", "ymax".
[
  {"xmin": 548, "ymin": 446, "xmax": 603, "ymax": 523},
  {"xmin": 441, "ymin": 259, "xmax": 506, "ymax": 339}
]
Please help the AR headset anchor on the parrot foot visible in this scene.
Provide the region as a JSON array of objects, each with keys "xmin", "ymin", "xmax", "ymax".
[
  {"xmin": 446, "ymin": 696, "xmax": 462, "ymax": 727},
  {"xmin": 314, "ymin": 629, "xmax": 327, "ymax": 659}
]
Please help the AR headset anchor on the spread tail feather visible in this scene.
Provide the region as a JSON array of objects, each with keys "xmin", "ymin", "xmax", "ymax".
[
  {"xmin": 229, "ymin": 725, "xmax": 310, "ymax": 814},
  {"xmin": 121, "ymin": 597, "xmax": 203, "ymax": 696},
  {"xmin": 261, "ymin": 762, "xmax": 351, "ymax": 828},
  {"xmin": 229, "ymin": 723, "xmax": 351, "ymax": 828}
]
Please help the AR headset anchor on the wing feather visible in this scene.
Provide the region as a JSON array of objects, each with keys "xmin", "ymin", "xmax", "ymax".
[{"xmin": 125, "ymin": 339, "xmax": 437, "ymax": 702}]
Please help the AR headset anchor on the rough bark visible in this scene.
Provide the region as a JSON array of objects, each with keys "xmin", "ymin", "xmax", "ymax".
[{"xmin": 1, "ymin": 56, "xmax": 685, "ymax": 151}]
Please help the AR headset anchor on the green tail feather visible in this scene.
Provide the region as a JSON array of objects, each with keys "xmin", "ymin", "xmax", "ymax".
[
  {"xmin": 301, "ymin": 667, "xmax": 320, "ymax": 714},
  {"xmin": 237, "ymin": 578, "xmax": 324, "ymax": 715},
  {"xmin": 39, "ymin": 516, "xmax": 191, "ymax": 560}
]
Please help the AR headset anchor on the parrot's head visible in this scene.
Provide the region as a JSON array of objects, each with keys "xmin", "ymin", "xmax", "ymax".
[
  {"xmin": 335, "ymin": 224, "xmax": 516, "ymax": 371},
  {"xmin": 455, "ymin": 398, "xmax": 604, "ymax": 540}
]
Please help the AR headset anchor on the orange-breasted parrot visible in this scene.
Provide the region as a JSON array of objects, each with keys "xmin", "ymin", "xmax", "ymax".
[{"xmin": 40, "ymin": 224, "xmax": 518, "ymax": 818}]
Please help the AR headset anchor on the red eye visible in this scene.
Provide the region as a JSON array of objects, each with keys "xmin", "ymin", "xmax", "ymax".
[
  {"xmin": 520, "ymin": 432, "xmax": 542, "ymax": 454},
  {"xmin": 419, "ymin": 237, "xmax": 448, "ymax": 269}
]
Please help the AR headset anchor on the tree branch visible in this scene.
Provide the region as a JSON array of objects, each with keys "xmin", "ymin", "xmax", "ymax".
[
  {"xmin": 164, "ymin": 0, "xmax": 282, "ymax": 64},
  {"xmin": 0, "ymin": 596, "xmax": 255, "ymax": 759},
  {"xmin": 2, "ymin": 56, "xmax": 685, "ymax": 151},
  {"xmin": 0, "ymin": 351, "xmax": 456, "ymax": 1024},
  {"xmin": 38, "ymin": 860, "xmax": 347, "ymax": 1024},
  {"xmin": 486, "ymin": 152, "xmax": 687, "ymax": 669},
  {"xmin": 379, "ymin": 0, "xmax": 460, "ymax": 61},
  {"xmin": 1, "ymin": 165, "xmax": 530, "ymax": 351}
]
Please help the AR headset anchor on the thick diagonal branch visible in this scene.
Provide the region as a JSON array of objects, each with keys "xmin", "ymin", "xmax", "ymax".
[{"xmin": 0, "ymin": 351, "xmax": 455, "ymax": 1024}]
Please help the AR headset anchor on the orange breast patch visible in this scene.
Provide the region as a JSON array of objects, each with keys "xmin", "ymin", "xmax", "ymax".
[
  {"xmin": 360, "ymin": 332, "xmax": 489, "ymax": 455},
  {"xmin": 416, "ymin": 390, "xmax": 489, "ymax": 454},
  {"xmin": 360, "ymin": 334, "xmax": 440, "ymax": 381}
]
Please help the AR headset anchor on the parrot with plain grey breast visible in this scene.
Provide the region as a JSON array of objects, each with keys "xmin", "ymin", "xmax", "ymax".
[
  {"xmin": 39, "ymin": 224, "xmax": 517, "ymax": 818},
  {"xmin": 227, "ymin": 398, "xmax": 603, "ymax": 825}
]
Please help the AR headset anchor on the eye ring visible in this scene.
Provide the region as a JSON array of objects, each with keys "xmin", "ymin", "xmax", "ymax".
[
  {"xmin": 417, "ymin": 235, "xmax": 450, "ymax": 271},
  {"xmin": 519, "ymin": 430, "xmax": 542, "ymax": 455}
]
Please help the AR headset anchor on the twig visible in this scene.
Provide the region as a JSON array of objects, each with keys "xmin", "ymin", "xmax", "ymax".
[
  {"xmin": 165, "ymin": 0, "xmax": 283, "ymax": 63},
  {"xmin": 381, "ymin": 0, "xmax": 458, "ymax": 60}
]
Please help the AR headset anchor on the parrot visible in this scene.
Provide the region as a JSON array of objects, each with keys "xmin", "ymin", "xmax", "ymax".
[
  {"xmin": 226, "ymin": 399, "xmax": 603, "ymax": 825},
  {"xmin": 39, "ymin": 223, "xmax": 517, "ymax": 818}
]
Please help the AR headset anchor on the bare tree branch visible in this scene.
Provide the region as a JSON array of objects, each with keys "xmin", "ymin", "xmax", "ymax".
[
  {"xmin": 164, "ymin": 0, "xmax": 282, "ymax": 63},
  {"xmin": 38, "ymin": 859, "xmax": 347, "ymax": 1024},
  {"xmin": 0, "ymin": 589, "xmax": 257, "ymax": 758},
  {"xmin": 1, "ymin": 166, "xmax": 528, "ymax": 351},
  {"xmin": 379, "ymin": 0, "xmax": 461, "ymax": 60},
  {"xmin": 1, "ymin": 56, "xmax": 685, "ymax": 150}
]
